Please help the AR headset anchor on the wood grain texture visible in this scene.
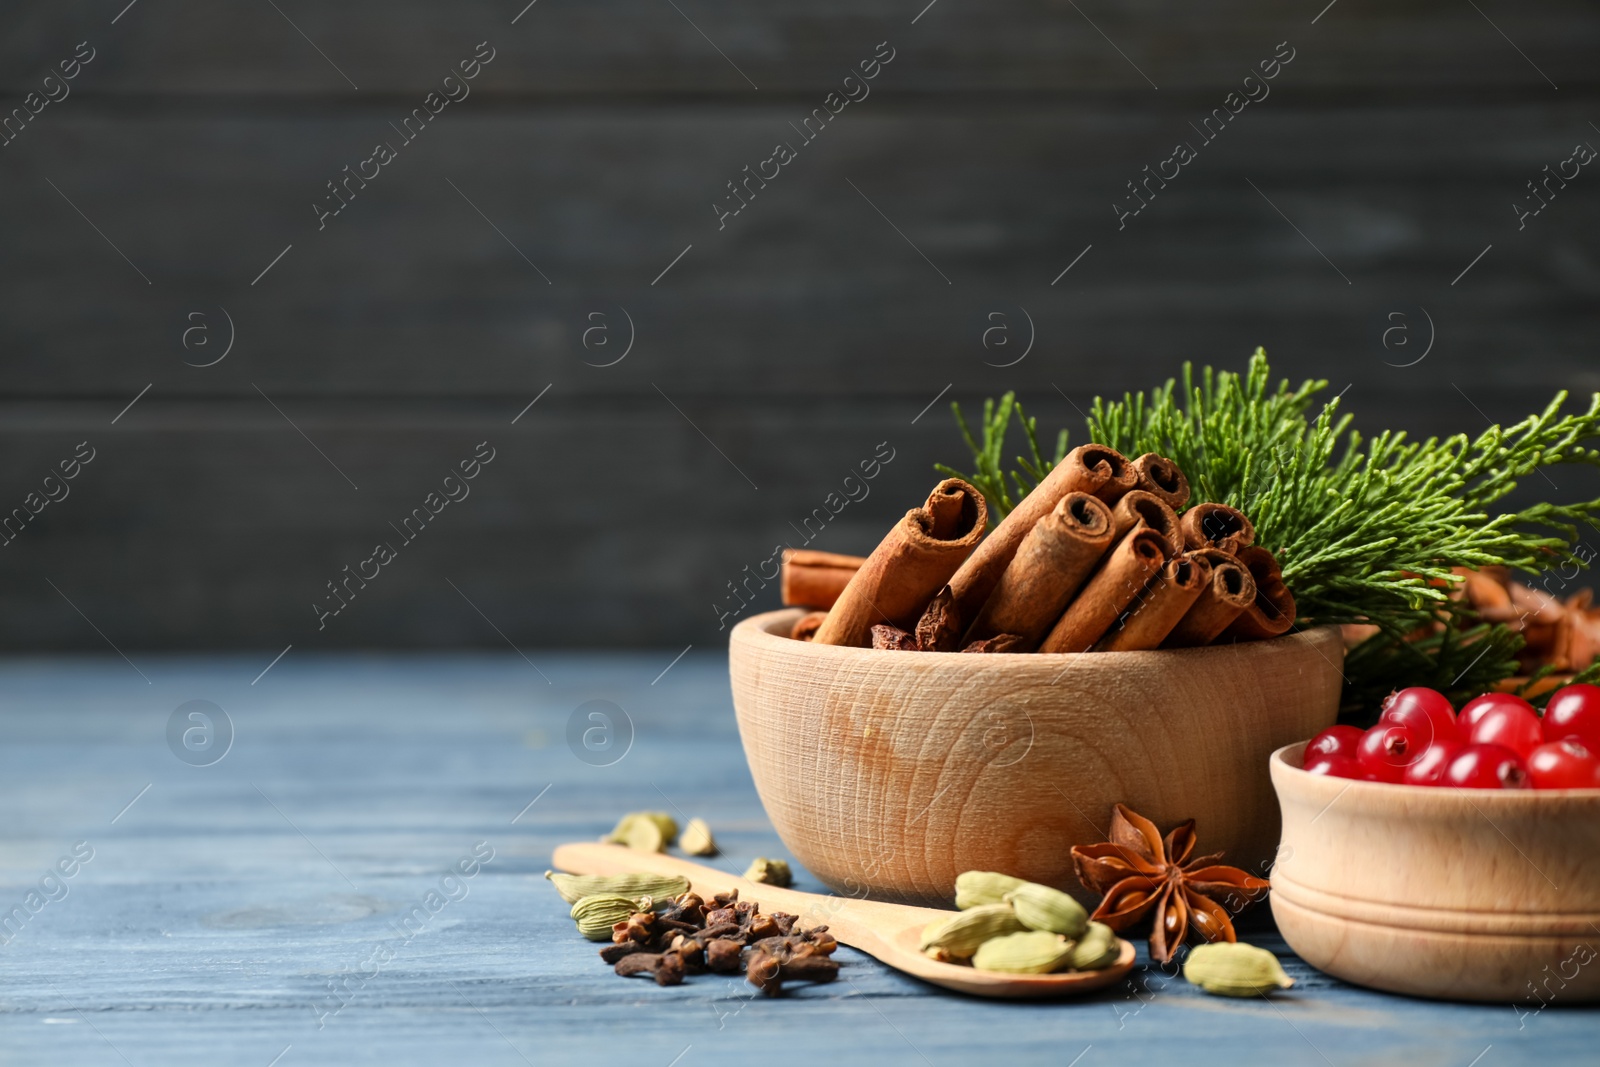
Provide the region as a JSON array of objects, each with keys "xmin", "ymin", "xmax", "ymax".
[
  {"xmin": 2, "ymin": 652, "xmax": 1596, "ymax": 1065},
  {"xmin": 729, "ymin": 608, "xmax": 1344, "ymax": 906},
  {"xmin": 1270, "ymin": 743, "xmax": 1600, "ymax": 1003}
]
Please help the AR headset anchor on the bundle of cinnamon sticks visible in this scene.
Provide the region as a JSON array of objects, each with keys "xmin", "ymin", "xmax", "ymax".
[{"xmin": 782, "ymin": 445, "xmax": 1295, "ymax": 654}]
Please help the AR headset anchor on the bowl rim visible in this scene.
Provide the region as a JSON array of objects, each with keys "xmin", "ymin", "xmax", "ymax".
[
  {"xmin": 1271, "ymin": 741, "xmax": 1600, "ymax": 800},
  {"xmin": 732, "ymin": 606, "xmax": 1343, "ymax": 662}
]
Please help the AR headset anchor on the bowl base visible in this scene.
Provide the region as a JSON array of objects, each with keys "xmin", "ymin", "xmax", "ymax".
[{"xmin": 1273, "ymin": 894, "xmax": 1600, "ymax": 1004}]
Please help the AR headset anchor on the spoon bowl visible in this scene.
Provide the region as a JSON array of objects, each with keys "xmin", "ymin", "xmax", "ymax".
[{"xmin": 551, "ymin": 842, "xmax": 1135, "ymax": 999}]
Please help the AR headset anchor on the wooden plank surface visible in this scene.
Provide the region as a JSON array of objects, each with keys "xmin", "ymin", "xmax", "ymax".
[{"xmin": 0, "ymin": 652, "xmax": 1592, "ymax": 1065}]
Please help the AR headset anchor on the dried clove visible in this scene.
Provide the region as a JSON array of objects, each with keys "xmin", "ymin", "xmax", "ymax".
[
  {"xmin": 915, "ymin": 586, "xmax": 964, "ymax": 652},
  {"xmin": 614, "ymin": 953, "xmax": 663, "ymax": 977},
  {"xmin": 706, "ymin": 938, "xmax": 745, "ymax": 973},
  {"xmin": 746, "ymin": 948, "xmax": 784, "ymax": 995},
  {"xmin": 962, "ymin": 633, "xmax": 1026, "ymax": 653},
  {"xmin": 669, "ymin": 934, "xmax": 706, "ymax": 971},
  {"xmin": 655, "ymin": 951, "xmax": 686, "ymax": 986},
  {"xmin": 599, "ymin": 941, "xmax": 644, "ymax": 964},
  {"xmin": 781, "ymin": 954, "xmax": 840, "ymax": 984},
  {"xmin": 744, "ymin": 935, "xmax": 841, "ymax": 996},
  {"xmin": 871, "ymin": 624, "xmax": 920, "ymax": 651},
  {"xmin": 613, "ymin": 910, "xmax": 658, "ymax": 944},
  {"xmin": 571, "ymin": 884, "xmax": 840, "ymax": 995}
]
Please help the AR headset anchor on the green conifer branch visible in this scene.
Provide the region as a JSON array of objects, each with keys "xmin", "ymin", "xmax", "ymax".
[{"xmin": 942, "ymin": 349, "xmax": 1600, "ymax": 715}]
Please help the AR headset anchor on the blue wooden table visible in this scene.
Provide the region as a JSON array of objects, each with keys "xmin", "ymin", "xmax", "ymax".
[{"xmin": 1, "ymin": 652, "xmax": 1592, "ymax": 1066}]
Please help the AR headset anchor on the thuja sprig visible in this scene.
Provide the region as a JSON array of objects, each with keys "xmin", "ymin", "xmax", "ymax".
[
  {"xmin": 1081, "ymin": 349, "xmax": 1600, "ymax": 633},
  {"xmin": 936, "ymin": 393, "xmax": 1067, "ymax": 527},
  {"xmin": 1339, "ymin": 616, "xmax": 1524, "ymax": 717},
  {"xmin": 942, "ymin": 349, "xmax": 1600, "ymax": 716}
]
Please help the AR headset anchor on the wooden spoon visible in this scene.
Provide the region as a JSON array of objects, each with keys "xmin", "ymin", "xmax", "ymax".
[{"xmin": 551, "ymin": 842, "xmax": 1136, "ymax": 999}]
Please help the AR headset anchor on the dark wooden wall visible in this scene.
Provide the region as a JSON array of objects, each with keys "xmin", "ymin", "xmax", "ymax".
[{"xmin": 1, "ymin": 1, "xmax": 1597, "ymax": 651}]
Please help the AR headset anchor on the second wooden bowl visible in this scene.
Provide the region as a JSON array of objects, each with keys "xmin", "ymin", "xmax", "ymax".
[
  {"xmin": 1271, "ymin": 743, "xmax": 1600, "ymax": 1002},
  {"xmin": 728, "ymin": 608, "xmax": 1344, "ymax": 906}
]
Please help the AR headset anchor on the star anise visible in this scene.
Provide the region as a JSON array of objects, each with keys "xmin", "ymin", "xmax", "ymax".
[{"xmin": 1069, "ymin": 803, "xmax": 1270, "ymax": 963}]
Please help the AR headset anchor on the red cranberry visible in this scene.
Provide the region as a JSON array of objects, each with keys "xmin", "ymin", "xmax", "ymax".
[
  {"xmin": 1304, "ymin": 753, "xmax": 1362, "ymax": 779},
  {"xmin": 1464, "ymin": 697, "xmax": 1543, "ymax": 756},
  {"xmin": 1402, "ymin": 741, "xmax": 1462, "ymax": 786},
  {"xmin": 1443, "ymin": 743, "xmax": 1530, "ymax": 789},
  {"xmin": 1543, "ymin": 684, "xmax": 1600, "ymax": 750},
  {"xmin": 1356, "ymin": 723, "xmax": 1425, "ymax": 782},
  {"xmin": 1526, "ymin": 739, "xmax": 1600, "ymax": 789},
  {"xmin": 1306, "ymin": 725, "xmax": 1364, "ymax": 761},
  {"xmin": 1379, "ymin": 687, "xmax": 1458, "ymax": 747},
  {"xmin": 1459, "ymin": 692, "xmax": 1536, "ymax": 735}
]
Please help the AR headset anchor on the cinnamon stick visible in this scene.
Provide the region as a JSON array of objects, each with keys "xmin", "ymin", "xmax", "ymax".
[
  {"xmin": 1107, "ymin": 490, "xmax": 1181, "ymax": 552},
  {"xmin": 781, "ymin": 549, "xmax": 867, "ymax": 610},
  {"xmin": 790, "ymin": 610, "xmax": 829, "ymax": 642},
  {"xmin": 947, "ymin": 444, "xmax": 1135, "ymax": 620},
  {"xmin": 1162, "ymin": 548, "xmax": 1257, "ymax": 648},
  {"xmin": 1180, "ymin": 503, "xmax": 1255, "ymax": 556},
  {"xmin": 1038, "ymin": 527, "xmax": 1169, "ymax": 654},
  {"xmin": 963, "ymin": 492, "xmax": 1115, "ymax": 651},
  {"xmin": 1095, "ymin": 553, "xmax": 1211, "ymax": 652},
  {"xmin": 1132, "ymin": 453, "xmax": 1191, "ymax": 510},
  {"xmin": 811, "ymin": 479, "xmax": 987, "ymax": 648},
  {"xmin": 1221, "ymin": 546, "xmax": 1296, "ymax": 641}
]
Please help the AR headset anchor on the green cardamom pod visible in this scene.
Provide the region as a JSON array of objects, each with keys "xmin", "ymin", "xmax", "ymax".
[
  {"xmin": 1183, "ymin": 941, "xmax": 1296, "ymax": 997},
  {"xmin": 1065, "ymin": 921, "xmax": 1119, "ymax": 971},
  {"xmin": 680, "ymin": 818, "xmax": 717, "ymax": 856},
  {"xmin": 954, "ymin": 871, "xmax": 1025, "ymax": 910},
  {"xmin": 920, "ymin": 903, "xmax": 1026, "ymax": 960},
  {"xmin": 972, "ymin": 930, "xmax": 1073, "ymax": 974},
  {"xmin": 622, "ymin": 818, "xmax": 664, "ymax": 853},
  {"xmin": 602, "ymin": 812, "xmax": 676, "ymax": 851},
  {"xmin": 1003, "ymin": 881, "xmax": 1088, "ymax": 938},
  {"xmin": 743, "ymin": 857, "xmax": 792, "ymax": 887},
  {"xmin": 544, "ymin": 870, "xmax": 689, "ymax": 905},
  {"xmin": 570, "ymin": 893, "xmax": 651, "ymax": 941}
]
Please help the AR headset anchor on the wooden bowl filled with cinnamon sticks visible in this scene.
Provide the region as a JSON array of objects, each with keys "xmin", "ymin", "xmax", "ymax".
[{"xmin": 730, "ymin": 445, "xmax": 1344, "ymax": 907}]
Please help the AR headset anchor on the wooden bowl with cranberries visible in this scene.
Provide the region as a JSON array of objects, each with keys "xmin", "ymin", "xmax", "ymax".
[{"xmin": 1268, "ymin": 684, "xmax": 1600, "ymax": 1003}]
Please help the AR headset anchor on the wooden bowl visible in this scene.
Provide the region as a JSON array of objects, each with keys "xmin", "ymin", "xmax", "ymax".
[
  {"xmin": 1270, "ymin": 743, "xmax": 1600, "ymax": 1002},
  {"xmin": 728, "ymin": 608, "xmax": 1344, "ymax": 907}
]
